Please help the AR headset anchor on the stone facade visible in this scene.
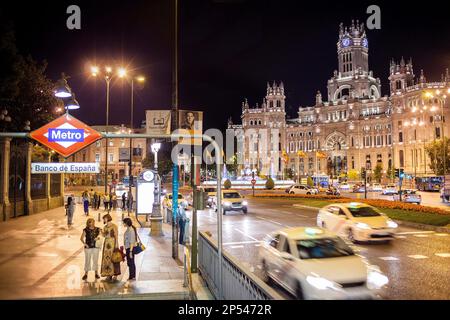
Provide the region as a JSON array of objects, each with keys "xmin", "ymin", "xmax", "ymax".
[{"xmin": 229, "ymin": 21, "xmax": 449, "ymax": 181}]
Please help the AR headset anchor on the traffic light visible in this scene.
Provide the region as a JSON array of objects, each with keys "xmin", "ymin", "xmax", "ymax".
[
  {"xmin": 399, "ymin": 169, "xmax": 405, "ymax": 179},
  {"xmin": 394, "ymin": 169, "xmax": 400, "ymax": 178}
]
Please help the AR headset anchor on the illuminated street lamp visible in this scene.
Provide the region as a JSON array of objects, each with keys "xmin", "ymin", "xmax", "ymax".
[
  {"xmin": 89, "ymin": 64, "xmax": 127, "ymax": 195},
  {"xmin": 54, "ymin": 74, "xmax": 72, "ymax": 98},
  {"xmin": 151, "ymin": 142, "xmax": 162, "ymax": 171}
]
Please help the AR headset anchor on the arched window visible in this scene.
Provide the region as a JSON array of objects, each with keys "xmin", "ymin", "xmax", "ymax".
[{"xmin": 396, "ymin": 80, "xmax": 402, "ymax": 90}]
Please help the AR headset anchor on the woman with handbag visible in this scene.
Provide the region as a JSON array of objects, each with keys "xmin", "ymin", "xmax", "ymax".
[
  {"xmin": 80, "ymin": 218, "xmax": 101, "ymax": 281},
  {"xmin": 100, "ymin": 213, "xmax": 120, "ymax": 281},
  {"xmin": 122, "ymin": 218, "xmax": 137, "ymax": 280}
]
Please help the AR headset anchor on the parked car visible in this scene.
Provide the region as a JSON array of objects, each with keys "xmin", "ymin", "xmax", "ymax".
[
  {"xmin": 393, "ymin": 189, "xmax": 421, "ymax": 204},
  {"xmin": 212, "ymin": 190, "xmax": 248, "ymax": 214},
  {"xmin": 287, "ymin": 185, "xmax": 319, "ymax": 195},
  {"xmin": 382, "ymin": 184, "xmax": 398, "ymax": 195},
  {"xmin": 258, "ymin": 227, "xmax": 388, "ymax": 299},
  {"xmin": 338, "ymin": 183, "xmax": 351, "ymax": 191},
  {"xmin": 352, "ymin": 184, "xmax": 366, "ymax": 193},
  {"xmin": 317, "ymin": 202, "xmax": 398, "ymax": 243}
]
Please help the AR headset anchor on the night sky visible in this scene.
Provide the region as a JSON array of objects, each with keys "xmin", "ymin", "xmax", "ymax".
[{"xmin": 2, "ymin": 0, "xmax": 449, "ymax": 131}]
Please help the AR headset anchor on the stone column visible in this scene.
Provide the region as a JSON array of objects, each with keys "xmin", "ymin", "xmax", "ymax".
[
  {"xmin": 0, "ymin": 138, "xmax": 11, "ymax": 221},
  {"xmin": 24, "ymin": 142, "xmax": 34, "ymax": 215},
  {"xmin": 60, "ymin": 169, "xmax": 65, "ymax": 206}
]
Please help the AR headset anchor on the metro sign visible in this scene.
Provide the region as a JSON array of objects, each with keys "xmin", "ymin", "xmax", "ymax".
[{"xmin": 30, "ymin": 114, "xmax": 102, "ymax": 158}]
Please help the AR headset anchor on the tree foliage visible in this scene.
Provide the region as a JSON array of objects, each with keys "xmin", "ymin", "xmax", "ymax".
[
  {"xmin": 265, "ymin": 177, "xmax": 275, "ymax": 190},
  {"xmin": 0, "ymin": 21, "xmax": 60, "ymax": 132},
  {"xmin": 425, "ymin": 138, "xmax": 450, "ymax": 175},
  {"xmin": 373, "ymin": 163, "xmax": 383, "ymax": 183},
  {"xmin": 224, "ymin": 179, "xmax": 231, "ymax": 189}
]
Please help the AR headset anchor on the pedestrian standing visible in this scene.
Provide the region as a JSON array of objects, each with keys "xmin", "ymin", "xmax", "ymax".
[
  {"xmin": 80, "ymin": 218, "xmax": 101, "ymax": 280},
  {"xmin": 122, "ymin": 192, "xmax": 127, "ymax": 210},
  {"xmin": 112, "ymin": 193, "xmax": 117, "ymax": 210},
  {"xmin": 90, "ymin": 189, "xmax": 95, "ymax": 208},
  {"xmin": 93, "ymin": 192, "xmax": 99, "ymax": 210},
  {"xmin": 100, "ymin": 214, "xmax": 120, "ymax": 281},
  {"xmin": 178, "ymin": 201, "xmax": 188, "ymax": 245},
  {"xmin": 128, "ymin": 192, "xmax": 133, "ymax": 211},
  {"xmin": 122, "ymin": 218, "xmax": 137, "ymax": 281},
  {"xmin": 65, "ymin": 196, "xmax": 75, "ymax": 228},
  {"xmin": 103, "ymin": 193, "xmax": 110, "ymax": 212},
  {"xmin": 109, "ymin": 193, "xmax": 114, "ymax": 211},
  {"xmin": 82, "ymin": 190, "xmax": 90, "ymax": 216}
]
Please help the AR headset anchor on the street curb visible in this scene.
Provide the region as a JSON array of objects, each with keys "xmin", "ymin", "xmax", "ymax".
[
  {"xmin": 292, "ymin": 204, "xmax": 450, "ymax": 234},
  {"xmin": 395, "ymin": 220, "xmax": 450, "ymax": 234}
]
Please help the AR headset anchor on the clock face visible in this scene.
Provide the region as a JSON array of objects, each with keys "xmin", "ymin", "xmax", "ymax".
[
  {"xmin": 362, "ymin": 38, "xmax": 368, "ymax": 48},
  {"xmin": 342, "ymin": 38, "xmax": 351, "ymax": 47},
  {"xmin": 142, "ymin": 171, "xmax": 154, "ymax": 182}
]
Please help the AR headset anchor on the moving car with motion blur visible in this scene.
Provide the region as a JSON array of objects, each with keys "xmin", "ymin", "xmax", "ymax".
[
  {"xmin": 382, "ymin": 184, "xmax": 398, "ymax": 195},
  {"xmin": 212, "ymin": 190, "xmax": 248, "ymax": 214},
  {"xmin": 258, "ymin": 227, "xmax": 388, "ymax": 300},
  {"xmin": 287, "ymin": 184, "xmax": 319, "ymax": 195},
  {"xmin": 393, "ymin": 189, "xmax": 421, "ymax": 204},
  {"xmin": 317, "ymin": 202, "xmax": 398, "ymax": 243}
]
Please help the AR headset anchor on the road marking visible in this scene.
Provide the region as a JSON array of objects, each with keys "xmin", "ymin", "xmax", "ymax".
[
  {"xmin": 407, "ymin": 255, "xmax": 428, "ymax": 259},
  {"xmin": 379, "ymin": 256, "xmax": 399, "ymax": 261},
  {"xmin": 395, "ymin": 236, "xmax": 407, "ymax": 239},
  {"xmin": 434, "ymin": 233, "xmax": 449, "ymax": 237},
  {"xmin": 230, "ymin": 245, "xmax": 244, "ymax": 249},
  {"xmin": 223, "ymin": 240, "xmax": 262, "ymax": 246},
  {"xmin": 234, "ymin": 228, "xmax": 258, "ymax": 241},
  {"xmin": 397, "ymin": 231, "xmax": 434, "ymax": 235},
  {"xmin": 256, "ymin": 216, "xmax": 283, "ymax": 226},
  {"xmin": 250, "ymin": 266, "xmax": 255, "ymax": 272},
  {"xmin": 435, "ymin": 253, "xmax": 450, "ymax": 258},
  {"xmin": 296, "ymin": 214, "xmax": 308, "ymax": 218},
  {"xmin": 254, "ymin": 244, "xmax": 261, "ymax": 247},
  {"xmin": 256, "ymin": 264, "xmax": 262, "ymax": 270},
  {"xmin": 413, "ymin": 234, "xmax": 430, "ymax": 238}
]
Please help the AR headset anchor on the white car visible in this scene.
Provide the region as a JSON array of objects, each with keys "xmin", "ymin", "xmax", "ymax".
[
  {"xmin": 338, "ymin": 183, "xmax": 351, "ymax": 191},
  {"xmin": 287, "ymin": 185, "xmax": 318, "ymax": 195},
  {"xmin": 258, "ymin": 227, "xmax": 388, "ymax": 300},
  {"xmin": 382, "ymin": 184, "xmax": 398, "ymax": 195},
  {"xmin": 393, "ymin": 189, "xmax": 421, "ymax": 204},
  {"xmin": 370, "ymin": 183, "xmax": 383, "ymax": 192},
  {"xmin": 317, "ymin": 203, "xmax": 398, "ymax": 243}
]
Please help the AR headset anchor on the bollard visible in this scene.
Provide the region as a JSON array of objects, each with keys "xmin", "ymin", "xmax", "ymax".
[{"xmin": 183, "ymin": 250, "xmax": 188, "ymax": 288}]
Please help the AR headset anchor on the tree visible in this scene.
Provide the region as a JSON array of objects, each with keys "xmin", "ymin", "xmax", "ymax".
[
  {"xmin": 373, "ymin": 163, "xmax": 383, "ymax": 183},
  {"xmin": 0, "ymin": 22, "xmax": 60, "ymax": 132},
  {"xmin": 225, "ymin": 154, "xmax": 239, "ymax": 177},
  {"xmin": 265, "ymin": 177, "xmax": 275, "ymax": 190},
  {"xmin": 306, "ymin": 176, "xmax": 314, "ymax": 187},
  {"xmin": 224, "ymin": 179, "xmax": 231, "ymax": 189},
  {"xmin": 425, "ymin": 138, "xmax": 450, "ymax": 175},
  {"xmin": 347, "ymin": 169, "xmax": 360, "ymax": 181}
]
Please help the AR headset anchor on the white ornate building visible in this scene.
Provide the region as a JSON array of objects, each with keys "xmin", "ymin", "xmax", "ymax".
[{"xmin": 229, "ymin": 20, "xmax": 449, "ymax": 181}]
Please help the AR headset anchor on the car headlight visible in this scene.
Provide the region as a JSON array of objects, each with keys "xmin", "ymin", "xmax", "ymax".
[
  {"xmin": 223, "ymin": 201, "xmax": 231, "ymax": 206},
  {"xmin": 356, "ymin": 222, "xmax": 371, "ymax": 230},
  {"xmin": 242, "ymin": 201, "xmax": 248, "ymax": 206},
  {"xmin": 306, "ymin": 275, "xmax": 341, "ymax": 291},
  {"xmin": 387, "ymin": 220, "xmax": 398, "ymax": 228},
  {"xmin": 367, "ymin": 266, "xmax": 389, "ymax": 290}
]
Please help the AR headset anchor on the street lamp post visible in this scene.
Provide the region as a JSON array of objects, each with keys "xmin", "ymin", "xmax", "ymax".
[
  {"xmin": 151, "ymin": 142, "xmax": 161, "ymax": 172},
  {"xmin": 90, "ymin": 66, "xmax": 126, "ymax": 197}
]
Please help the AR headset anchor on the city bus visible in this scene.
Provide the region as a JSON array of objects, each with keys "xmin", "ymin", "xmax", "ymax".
[{"xmin": 414, "ymin": 176, "xmax": 443, "ymax": 192}]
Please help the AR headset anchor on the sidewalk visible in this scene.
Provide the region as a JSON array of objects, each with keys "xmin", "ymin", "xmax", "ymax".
[{"xmin": 0, "ymin": 205, "xmax": 189, "ymax": 300}]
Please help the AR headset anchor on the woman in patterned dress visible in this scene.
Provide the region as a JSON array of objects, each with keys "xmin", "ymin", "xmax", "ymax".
[{"xmin": 100, "ymin": 213, "xmax": 120, "ymax": 281}]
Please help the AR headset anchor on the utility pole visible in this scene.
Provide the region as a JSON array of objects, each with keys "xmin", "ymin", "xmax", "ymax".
[
  {"xmin": 128, "ymin": 79, "xmax": 134, "ymax": 218},
  {"xmin": 171, "ymin": 0, "xmax": 179, "ymax": 260}
]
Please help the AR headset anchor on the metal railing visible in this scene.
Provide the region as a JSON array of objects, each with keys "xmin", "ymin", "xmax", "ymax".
[{"xmin": 198, "ymin": 231, "xmax": 284, "ymax": 300}]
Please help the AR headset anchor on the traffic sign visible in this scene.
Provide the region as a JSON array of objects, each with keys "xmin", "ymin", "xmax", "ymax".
[
  {"xmin": 251, "ymin": 179, "xmax": 256, "ymax": 185},
  {"xmin": 30, "ymin": 114, "xmax": 102, "ymax": 158}
]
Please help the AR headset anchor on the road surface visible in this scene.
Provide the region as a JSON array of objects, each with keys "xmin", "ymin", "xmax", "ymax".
[{"xmin": 191, "ymin": 197, "xmax": 450, "ymax": 300}]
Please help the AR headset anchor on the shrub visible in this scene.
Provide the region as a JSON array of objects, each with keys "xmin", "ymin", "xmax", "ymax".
[
  {"xmin": 265, "ymin": 177, "xmax": 275, "ymax": 190},
  {"xmin": 223, "ymin": 179, "xmax": 231, "ymax": 189},
  {"xmin": 306, "ymin": 176, "xmax": 314, "ymax": 187}
]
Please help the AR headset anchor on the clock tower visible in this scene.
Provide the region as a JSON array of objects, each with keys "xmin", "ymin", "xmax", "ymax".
[
  {"xmin": 327, "ymin": 20, "xmax": 381, "ymax": 102},
  {"xmin": 337, "ymin": 20, "xmax": 369, "ymax": 76}
]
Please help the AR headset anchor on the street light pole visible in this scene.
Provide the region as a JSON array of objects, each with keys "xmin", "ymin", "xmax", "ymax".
[
  {"xmin": 105, "ymin": 76, "xmax": 111, "ymax": 196},
  {"xmin": 128, "ymin": 78, "xmax": 134, "ymax": 217}
]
